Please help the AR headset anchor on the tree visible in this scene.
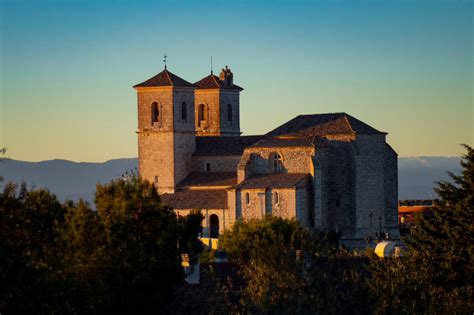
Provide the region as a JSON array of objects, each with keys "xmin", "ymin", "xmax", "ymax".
[
  {"xmin": 0, "ymin": 183, "xmax": 68, "ymax": 314},
  {"xmin": 220, "ymin": 215, "xmax": 312, "ymax": 265},
  {"xmin": 220, "ymin": 216, "xmax": 371, "ymax": 314},
  {"xmin": 177, "ymin": 209, "xmax": 204, "ymax": 264},
  {"xmin": 1, "ymin": 176, "xmax": 204, "ymax": 313},
  {"xmin": 83, "ymin": 177, "xmax": 185, "ymax": 312},
  {"xmin": 369, "ymin": 145, "xmax": 474, "ymax": 314}
]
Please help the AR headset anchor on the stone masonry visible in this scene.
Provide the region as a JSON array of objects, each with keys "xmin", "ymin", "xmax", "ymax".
[{"xmin": 134, "ymin": 66, "xmax": 399, "ymax": 239}]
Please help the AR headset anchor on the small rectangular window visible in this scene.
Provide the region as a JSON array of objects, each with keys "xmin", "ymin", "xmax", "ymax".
[{"xmin": 205, "ymin": 162, "xmax": 211, "ymax": 172}]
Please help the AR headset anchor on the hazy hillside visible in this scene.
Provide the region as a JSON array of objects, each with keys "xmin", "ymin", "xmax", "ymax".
[
  {"xmin": 0, "ymin": 157, "xmax": 461, "ymax": 205},
  {"xmin": 398, "ymin": 156, "xmax": 461, "ymax": 200},
  {"xmin": 0, "ymin": 158, "xmax": 137, "ymax": 205}
]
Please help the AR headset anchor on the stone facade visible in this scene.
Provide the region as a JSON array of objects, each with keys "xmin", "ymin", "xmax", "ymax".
[
  {"xmin": 191, "ymin": 155, "xmax": 241, "ymax": 173},
  {"xmin": 136, "ymin": 86, "xmax": 195, "ymax": 193},
  {"xmin": 195, "ymin": 90, "xmax": 240, "ymax": 136},
  {"xmin": 134, "ymin": 67, "xmax": 399, "ymax": 240}
]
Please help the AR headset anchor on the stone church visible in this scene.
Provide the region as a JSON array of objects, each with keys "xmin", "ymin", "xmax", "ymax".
[{"xmin": 133, "ymin": 66, "xmax": 399, "ymax": 240}]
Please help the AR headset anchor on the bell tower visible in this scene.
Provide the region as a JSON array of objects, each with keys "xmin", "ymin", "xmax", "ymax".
[
  {"xmin": 194, "ymin": 66, "xmax": 243, "ymax": 136},
  {"xmin": 133, "ymin": 67, "xmax": 195, "ymax": 194}
]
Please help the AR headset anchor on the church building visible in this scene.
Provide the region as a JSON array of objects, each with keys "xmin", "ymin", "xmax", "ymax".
[{"xmin": 133, "ymin": 66, "xmax": 399, "ymax": 240}]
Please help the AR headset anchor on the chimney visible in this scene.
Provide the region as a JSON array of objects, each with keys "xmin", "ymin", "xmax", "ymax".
[{"xmin": 219, "ymin": 65, "xmax": 233, "ymax": 87}]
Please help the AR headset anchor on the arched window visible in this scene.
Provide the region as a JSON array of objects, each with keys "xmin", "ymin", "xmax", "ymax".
[
  {"xmin": 198, "ymin": 104, "xmax": 206, "ymax": 127},
  {"xmin": 271, "ymin": 153, "xmax": 283, "ymax": 173},
  {"xmin": 151, "ymin": 102, "xmax": 159, "ymax": 124},
  {"xmin": 245, "ymin": 192, "xmax": 250, "ymax": 205},
  {"xmin": 227, "ymin": 104, "xmax": 232, "ymax": 122},
  {"xmin": 273, "ymin": 191, "xmax": 280, "ymax": 205},
  {"xmin": 181, "ymin": 102, "xmax": 187, "ymax": 120},
  {"xmin": 210, "ymin": 214, "xmax": 219, "ymax": 238}
]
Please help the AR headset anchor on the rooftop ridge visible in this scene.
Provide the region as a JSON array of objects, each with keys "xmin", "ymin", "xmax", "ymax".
[
  {"xmin": 133, "ymin": 68, "xmax": 194, "ymax": 88},
  {"xmin": 266, "ymin": 112, "xmax": 384, "ymax": 137}
]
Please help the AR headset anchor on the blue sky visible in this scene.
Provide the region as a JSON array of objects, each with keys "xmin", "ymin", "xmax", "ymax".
[{"xmin": 1, "ymin": 0, "xmax": 472, "ymax": 161}]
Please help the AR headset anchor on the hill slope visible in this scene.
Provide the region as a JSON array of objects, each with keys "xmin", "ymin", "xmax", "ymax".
[{"xmin": 0, "ymin": 158, "xmax": 137, "ymax": 205}]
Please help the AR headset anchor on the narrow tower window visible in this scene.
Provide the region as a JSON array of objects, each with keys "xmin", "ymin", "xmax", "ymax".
[
  {"xmin": 245, "ymin": 192, "xmax": 250, "ymax": 205},
  {"xmin": 181, "ymin": 102, "xmax": 187, "ymax": 120},
  {"xmin": 198, "ymin": 104, "xmax": 206, "ymax": 127},
  {"xmin": 151, "ymin": 102, "xmax": 159, "ymax": 124},
  {"xmin": 273, "ymin": 191, "xmax": 280, "ymax": 205},
  {"xmin": 271, "ymin": 153, "xmax": 283, "ymax": 173},
  {"xmin": 205, "ymin": 162, "xmax": 211, "ymax": 172},
  {"xmin": 227, "ymin": 104, "xmax": 232, "ymax": 122}
]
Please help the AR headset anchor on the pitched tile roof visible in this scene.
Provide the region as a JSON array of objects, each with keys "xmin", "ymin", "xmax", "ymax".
[
  {"xmin": 236, "ymin": 173, "xmax": 309, "ymax": 189},
  {"xmin": 133, "ymin": 68, "xmax": 194, "ymax": 88},
  {"xmin": 250, "ymin": 136, "xmax": 315, "ymax": 148},
  {"xmin": 194, "ymin": 74, "xmax": 243, "ymax": 91},
  {"xmin": 178, "ymin": 172, "xmax": 237, "ymax": 188},
  {"xmin": 160, "ymin": 189, "xmax": 228, "ymax": 209},
  {"xmin": 266, "ymin": 113, "xmax": 385, "ymax": 137},
  {"xmin": 194, "ymin": 136, "xmax": 263, "ymax": 156}
]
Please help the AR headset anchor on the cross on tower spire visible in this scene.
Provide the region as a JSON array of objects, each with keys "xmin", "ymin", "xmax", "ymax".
[{"xmin": 163, "ymin": 53, "xmax": 168, "ymax": 70}]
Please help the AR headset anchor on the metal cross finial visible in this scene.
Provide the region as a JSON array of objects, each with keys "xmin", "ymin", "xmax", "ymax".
[{"xmin": 163, "ymin": 53, "xmax": 167, "ymax": 69}]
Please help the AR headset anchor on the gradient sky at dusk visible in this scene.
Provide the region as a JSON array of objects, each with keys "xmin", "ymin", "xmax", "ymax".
[{"xmin": 1, "ymin": 0, "xmax": 472, "ymax": 162}]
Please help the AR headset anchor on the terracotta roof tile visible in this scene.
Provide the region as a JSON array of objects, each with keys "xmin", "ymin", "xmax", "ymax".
[
  {"xmin": 178, "ymin": 172, "xmax": 237, "ymax": 188},
  {"xmin": 133, "ymin": 69, "xmax": 194, "ymax": 88},
  {"xmin": 398, "ymin": 205, "xmax": 434, "ymax": 214},
  {"xmin": 194, "ymin": 74, "xmax": 243, "ymax": 91},
  {"xmin": 160, "ymin": 190, "xmax": 228, "ymax": 209},
  {"xmin": 236, "ymin": 173, "xmax": 309, "ymax": 189},
  {"xmin": 194, "ymin": 136, "xmax": 263, "ymax": 156}
]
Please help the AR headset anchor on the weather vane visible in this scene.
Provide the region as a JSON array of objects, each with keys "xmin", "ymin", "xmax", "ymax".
[{"xmin": 163, "ymin": 53, "xmax": 167, "ymax": 69}]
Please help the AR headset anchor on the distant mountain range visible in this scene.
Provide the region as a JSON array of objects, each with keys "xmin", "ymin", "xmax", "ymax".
[
  {"xmin": 398, "ymin": 156, "xmax": 460, "ymax": 200},
  {"xmin": 0, "ymin": 157, "xmax": 461, "ymax": 206},
  {"xmin": 0, "ymin": 158, "xmax": 137, "ymax": 206}
]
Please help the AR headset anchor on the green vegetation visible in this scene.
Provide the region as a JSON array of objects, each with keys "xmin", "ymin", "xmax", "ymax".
[
  {"xmin": 220, "ymin": 216, "xmax": 371, "ymax": 314},
  {"xmin": 369, "ymin": 145, "xmax": 474, "ymax": 314},
  {"xmin": 0, "ymin": 177, "xmax": 202, "ymax": 314},
  {"xmin": 172, "ymin": 145, "xmax": 474, "ymax": 314},
  {"xmin": 1, "ymin": 145, "xmax": 472, "ymax": 314}
]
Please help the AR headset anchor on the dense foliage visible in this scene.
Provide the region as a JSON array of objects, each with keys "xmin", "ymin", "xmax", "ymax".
[
  {"xmin": 219, "ymin": 216, "xmax": 371, "ymax": 314},
  {"xmin": 1, "ymin": 146, "xmax": 472, "ymax": 314},
  {"xmin": 0, "ymin": 177, "xmax": 203, "ymax": 314},
  {"xmin": 370, "ymin": 145, "xmax": 474, "ymax": 314},
  {"xmin": 174, "ymin": 146, "xmax": 473, "ymax": 314}
]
